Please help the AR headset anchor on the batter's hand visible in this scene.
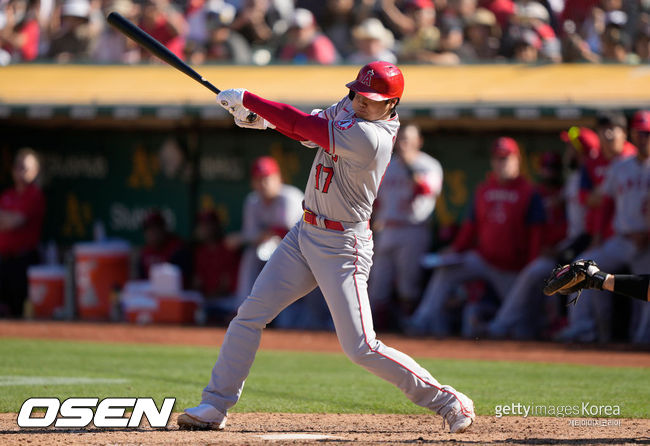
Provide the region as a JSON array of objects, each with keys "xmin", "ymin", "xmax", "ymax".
[
  {"xmin": 217, "ymin": 88, "xmax": 247, "ymax": 113},
  {"xmin": 232, "ymin": 105, "xmax": 274, "ymax": 130}
]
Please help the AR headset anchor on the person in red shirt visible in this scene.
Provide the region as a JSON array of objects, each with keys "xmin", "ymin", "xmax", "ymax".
[
  {"xmin": 138, "ymin": 210, "xmax": 191, "ymax": 287},
  {"xmin": 0, "ymin": 0, "xmax": 40, "ymax": 62},
  {"xmin": 139, "ymin": 0, "xmax": 186, "ymax": 60},
  {"xmin": 0, "ymin": 148, "xmax": 45, "ymax": 317},
  {"xmin": 193, "ymin": 210, "xmax": 240, "ymax": 323},
  {"xmin": 277, "ymin": 8, "xmax": 339, "ymax": 64},
  {"xmin": 408, "ymin": 137, "xmax": 545, "ymax": 336}
]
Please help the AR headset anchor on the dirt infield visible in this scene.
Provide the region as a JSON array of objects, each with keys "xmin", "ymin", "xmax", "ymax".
[
  {"xmin": 1, "ymin": 320, "xmax": 649, "ymax": 367},
  {"xmin": 1, "ymin": 321, "xmax": 649, "ymax": 445},
  {"xmin": 1, "ymin": 413, "xmax": 649, "ymax": 445}
]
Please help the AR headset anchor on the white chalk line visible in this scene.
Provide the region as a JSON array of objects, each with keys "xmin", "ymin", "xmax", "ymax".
[
  {"xmin": 258, "ymin": 433, "xmax": 343, "ymax": 440},
  {"xmin": 0, "ymin": 376, "xmax": 128, "ymax": 386}
]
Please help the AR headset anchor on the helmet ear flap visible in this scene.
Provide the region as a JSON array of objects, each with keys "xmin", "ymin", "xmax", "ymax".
[{"xmin": 348, "ymin": 90, "xmax": 356, "ymax": 101}]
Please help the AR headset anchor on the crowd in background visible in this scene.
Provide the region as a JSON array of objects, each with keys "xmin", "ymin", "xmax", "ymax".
[{"xmin": 2, "ymin": 0, "xmax": 650, "ymax": 65}]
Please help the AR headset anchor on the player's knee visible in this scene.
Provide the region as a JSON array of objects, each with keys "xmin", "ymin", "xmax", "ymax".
[{"xmin": 341, "ymin": 341, "xmax": 377, "ymax": 365}]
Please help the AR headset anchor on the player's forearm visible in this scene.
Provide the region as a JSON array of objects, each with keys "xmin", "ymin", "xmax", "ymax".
[
  {"xmin": 609, "ymin": 274, "xmax": 650, "ymax": 302},
  {"xmin": 243, "ymin": 92, "xmax": 329, "ymax": 148}
]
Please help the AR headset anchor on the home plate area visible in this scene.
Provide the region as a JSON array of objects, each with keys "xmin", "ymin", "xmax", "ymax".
[{"xmin": 2, "ymin": 412, "xmax": 649, "ymax": 445}]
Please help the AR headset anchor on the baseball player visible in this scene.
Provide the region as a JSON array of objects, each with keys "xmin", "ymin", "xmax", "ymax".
[
  {"xmin": 557, "ymin": 111, "xmax": 650, "ymax": 343},
  {"xmin": 486, "ymin": 132, "xmax": 600, "ymax": 340},
  {"xmin": 234, "ymin": 156, "xmax": 304, "ymax": 303},
  {"xmin": 407, "ymin": 137, "xmax": 546, "ymax": 337},
  {"xmin": 369, "ymin": 123, "xmax": 443, "ymax": 324},
  {"xmin": 177, "ymin": 61, "xmax": 475, "ymax": 433}
]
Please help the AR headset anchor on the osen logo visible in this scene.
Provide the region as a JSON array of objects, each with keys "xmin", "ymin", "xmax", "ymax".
[{"xmin": 17, "ymin": 397, "xmax": 175, "ymax": 428}]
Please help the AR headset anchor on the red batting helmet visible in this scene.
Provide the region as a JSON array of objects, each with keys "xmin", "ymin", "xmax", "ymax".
[
  {"xmin": 631, "ymin": 110, "xmax": 650, "ymax": 132},
  {"xmin": 346, "ymin": 61, "xmax": 404, "ymax": 101}
]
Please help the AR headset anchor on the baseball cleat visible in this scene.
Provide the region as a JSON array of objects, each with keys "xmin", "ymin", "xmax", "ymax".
[
  {"xmin": 177, "ymin": 403, "xmax": 227, "ymax": 430},
  {"xmin": 439, "ymin": 387, "xmax": 475, "ymax": 433}
]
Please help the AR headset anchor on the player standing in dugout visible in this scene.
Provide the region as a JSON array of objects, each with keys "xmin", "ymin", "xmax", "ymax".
[{"xmin": 177, "ymin": 61, "xmax": 476, "ymax": 433}]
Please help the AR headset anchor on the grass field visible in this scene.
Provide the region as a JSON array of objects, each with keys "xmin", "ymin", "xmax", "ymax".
[{"xmin": 1, "ymin": 338, "xmax": 648, "ymax": 418}]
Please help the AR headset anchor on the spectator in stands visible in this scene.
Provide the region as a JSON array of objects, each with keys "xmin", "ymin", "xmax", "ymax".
[
  {"xmin": 380, "ymin": 0, "xmax": 418, "ymax": 39},
  {"xmin": 0, "ymin": 148, "xmax": 45, "ymax": 318},
  {"xmin": 438, "ymin": 13, "xmax": 464, "ymax": 54},
  {"xmin": 321, "ymin": 0, "xmax": 373, "ymax": 59},
  {"xmin": 186, "ymin": 1, "xmax": 252, "ymax": 64},
  {"xmin": 138, "ymin": 210, "xmax": 191, "ymax": 287},
  {"xmin": 47, "ymin": 0, "xmax": 94, "ymax": 62},
  {"xmin": 600, "ymin": 21, "xmax": 635, "ymax": 62},
  {"xmin": 502, "ymin": 1, "xmax": 561, "ymax": 62},
  {"xmin": 277, "ymin": 8, "xmax": 339, "ymax": 64},
  {"xmin": 457, "ymin": 7, "xmax": 501, "ymax": 61},
  {"xmin": 407, "ymin": 137, "xmax": 545, "ymax": 336},
  {"xmin": 0, "ymin": 0, "xmax": 40, "ymax": 63},
  {"xmin": 632, "ymin": 23, "xmax": 650, "ymax": 62},
  {"xmin": 448, "ymin": 0, "xmax": 478, "ymax": 23},
  {"xmin": 92, "ymin": 0, "xmax": 141, "ymax": 63},
  {"xmin": 369, "ymin": 123, "xmax": 444, "ymax": 329},
  {"xmin": 512, "ymin": 27, "xmax": 541, "ymax": 62},
  {"xmin": 399, "ymin": 0, "xmax": 460, "ymax": 64},
  {"xmin": 230, "ymin": 0, "xmax": 277, "ymax": 46},
  {"xmin": 348, "ymin": 17, "xmax": 397, "ymax": 64},
  {"xmin": 230, "ymin": 156, "xmax": 304, "ymax": 303},
  {"xmin": 478, "ymin": 0, "xmax": 515, "ymax": 30},
  {"xmin": 139, "ymin": 0, "xmax": 186, "ymax": 61}
]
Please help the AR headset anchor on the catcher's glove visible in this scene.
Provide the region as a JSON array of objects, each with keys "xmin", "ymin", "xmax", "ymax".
[{"xmin": 543, "ymin": 259, "xmax": 608, "ymax": 305}]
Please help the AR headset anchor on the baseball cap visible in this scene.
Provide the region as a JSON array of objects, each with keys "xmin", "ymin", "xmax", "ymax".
[
  {"xmin": 560, "ymin": 126, "xmax": 599, "ymax": 153},
  {"xmin": 491, "ymin": 137, "xmax": 520, "ymax": 158},
  {"xmin": 596, "ymin": 110, "xmax": 627, "ymax": 128},
  {"xmin": 251, "ymin": 156, "xmax": 280, "ymax": 178},
  {"xmin": 631, "ymin": 110, "xmax": 650, "ymax": 132},
  {"xmin": 62, "ymin": 0, "xmax": 90, "ymax": 18},
  {"xmin": 290, "ymin": 8, "xmax": 315, "ymax": 29}
]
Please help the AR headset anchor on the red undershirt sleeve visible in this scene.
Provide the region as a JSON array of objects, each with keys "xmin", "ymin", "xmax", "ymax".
[{"xmin": 243, "ymin": 92, "xmax": 330, "ymax": 148}]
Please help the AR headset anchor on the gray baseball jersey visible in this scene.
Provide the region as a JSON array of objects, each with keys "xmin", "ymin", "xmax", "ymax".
[
  {"xmin": 241, "ymin": 185, "xmax": 304, "ymax": 244},
  {"xmin": 600, "ymin": 156, "xmax": 650, "ymax": 235},
  {"xmin": 237, "ymin": 185, "xmax": 304, "ymax": 300},
  {"xmin": 563, "ymin": 170, "xmax": 586, "ymax": 239},
  {"xmin": 304, "ymin": 96, "xmax": 399, "ymax": 222},
  {"xmin": 199, "ymin": 95, "xmax": 473, "ymax": 422},
  {"xmin": 375, "ymin": 153, "xmax": 443, "ymax": 225}
]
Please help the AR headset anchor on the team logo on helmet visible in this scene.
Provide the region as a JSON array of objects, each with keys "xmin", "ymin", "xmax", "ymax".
[{"xmin": 359, "ymin": 69, "xmax": 375, "ymax": 87}]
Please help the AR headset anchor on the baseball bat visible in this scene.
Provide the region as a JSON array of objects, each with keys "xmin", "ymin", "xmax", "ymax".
[{"xmin": 106, "ymin": 12, "xmax": 257, "ymax": 121}]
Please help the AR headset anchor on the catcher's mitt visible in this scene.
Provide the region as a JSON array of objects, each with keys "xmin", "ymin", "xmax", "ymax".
[{"xmin": 543, "ymin": 259, "xmax": 605, "ymax": 305}]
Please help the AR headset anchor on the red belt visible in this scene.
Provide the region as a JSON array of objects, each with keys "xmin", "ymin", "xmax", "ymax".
[{"xmin": 303, "ymin": 210, "xmax": 344, "ymax": 231}]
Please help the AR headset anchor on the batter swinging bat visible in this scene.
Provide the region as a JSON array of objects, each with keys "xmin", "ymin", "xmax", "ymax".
[{"xmin": 106, "ymin": 11, "xmax": 257, "ymax": 122}]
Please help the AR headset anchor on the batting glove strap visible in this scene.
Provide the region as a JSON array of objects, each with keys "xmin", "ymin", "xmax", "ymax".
[{"xmin": 217, "ymin": 88, "xmax": 247, "ymax": 112}]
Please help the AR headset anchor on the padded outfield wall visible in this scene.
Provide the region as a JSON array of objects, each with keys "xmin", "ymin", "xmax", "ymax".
[{"xmin": 1, "ymin": 64, "xmax": 649, "ymax": 245}]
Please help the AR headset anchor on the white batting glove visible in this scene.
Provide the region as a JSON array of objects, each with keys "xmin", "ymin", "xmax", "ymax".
[
  {"xmin": 217, "ymin": 88, "xmax": 247, "ymax": 113},
  {"xmin": 231, "ymin": 105, "xmax": 274, "ymax": 130},
  {"xmin": 300, "ymin": 108, "xmax": 324, "ymax": 147}
]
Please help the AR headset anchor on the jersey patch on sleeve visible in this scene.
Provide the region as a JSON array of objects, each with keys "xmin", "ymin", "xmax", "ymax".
[{"xmin": 334, "ymin": 118, "xmax": 356, "ymax": 131}]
